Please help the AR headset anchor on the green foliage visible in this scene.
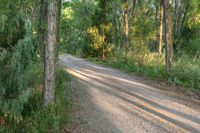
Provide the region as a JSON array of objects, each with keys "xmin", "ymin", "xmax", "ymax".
[
  {"xmin": 0, "ymin": 13, "xmax": 26, "ymax": 49},
  {"xmin": 176, "ymin": 0, "xmax": 200, "ymax": 56},
  {"xmin": 0, "ymin": 0, "xmax": 71, "ymax": 132},
  {"xmin": 60, "ymin": 0, "xmax": 97, "ymax": 55},
  {"xmin": 129, "ymin": 1, "xmax": 158, "ymax": 55},
  {"xmin": 87, "ymin": 26, "xmax": 104, "ymax": 54},
  {"xmin": 96, "ymin": 50, "xmax": 167, "ymax": 80},
  {"xmin": 59, "ymin": 0, "xmax": 200, "ymax": 91},
  {"xmin": 187, "ymin": 33, "xmax": 200, "ymax": 57},
  {"xmin": 92, "ymin": 0, "xmax": 112, "ymax": 26},
  {"xmin": 0, "ymin": 21, "xmax": 37, "ymax": 122},
  {"xmin": 0, "ymin": 69, "xmax": 71, "ymax": 133},
  {"xmin": 22, "ymin": 69, "xmax": 70, "ymax": 133},
  {"xmin": 86, "ymin": 24, "xmax": 114, "ymax": 58},
  {"xmin": 172, "ymin": 56, "xmax": 200, "ymax": 90},
  {"xmin": 92, "ymin": 51, "xmax": 200, "ymax": 90}
]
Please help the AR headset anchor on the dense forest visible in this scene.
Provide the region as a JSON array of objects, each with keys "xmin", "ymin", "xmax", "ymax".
[{"xmin": 0, "ymin": 0, "xmax": 200, "ymax": 132}]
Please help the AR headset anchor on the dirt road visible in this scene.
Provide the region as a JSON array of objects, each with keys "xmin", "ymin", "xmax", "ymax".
[{"xmin": 60, "ymin": 55, "xmax": 200, "ymax": 133}]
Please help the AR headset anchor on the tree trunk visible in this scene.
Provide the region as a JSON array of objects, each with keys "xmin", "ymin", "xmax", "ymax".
[
  {"xmin": 123, "ymin": 0, "xmax": 129, "ymax": 54},
  {"xmin": 180, "ymin": 0, "xmax": 189, "ymax": 32},
  {"xmin": 173, "ymin": 0, "xmax": 189, "ymax": 53},
  {"xmin": 43, "ymin": 0, "xmax": 61, "ymax": 106},
  {"xmin": 132, "ymin": 0, "xmax": 137, "ymax": 17},
  {"xmin": 163, "ymin": 0, "xmax": 173, "ymax": 76},
  {"xmin": 158, "ymin": 0, "xmax": 163, "ymax": 55},
  {"xmin": 56, "ymin": 0, "xmax": 62, "ymax": 61},
  {"xmin": 155, "ymin": 0, "xmax": 159, "ymax": 23},
  {"xmin": 174, "ymin": 0, "xmax": 180, "ymax": 33},
  {"xmin": 102, "ymin": 48, "xmax": 105, "ymax": 61},
  {"xmin": 174, "ymin": 0, "xmax": 189, "ymax": 38},
  {"xmin": 38, "ymin": 0, "xmax": 48, "ymax": 64}
]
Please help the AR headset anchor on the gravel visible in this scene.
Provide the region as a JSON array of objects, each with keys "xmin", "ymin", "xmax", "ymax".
[{"xmin": 60, "ymin": 55, "xmax": 200, "ymax": 133}]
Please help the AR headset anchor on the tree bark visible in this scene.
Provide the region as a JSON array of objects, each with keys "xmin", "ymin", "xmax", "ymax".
[
  {"xmin": 158, "ymin": 0, "xmax": 163, "ymax": 55},
  {"xmin": 43, "ymin": 0, "xmax": 61, "ymax": 106},
  {"xmin": 123, "ymin": 0, "xmax": 129, "ymax": 54},
  {"xmin": 163, "ymin": 0, "xmax": 173, "ymax": 76}
]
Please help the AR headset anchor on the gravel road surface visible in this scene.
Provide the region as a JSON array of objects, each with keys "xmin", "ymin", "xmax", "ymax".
[{"xmin": 60, "ymin": 55, "xmax": 200, "ymax": 133}]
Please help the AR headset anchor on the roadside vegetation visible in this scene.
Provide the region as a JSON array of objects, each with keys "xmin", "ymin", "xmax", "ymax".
[
  {"xmin": 0, "ymin": 0, "xmax": 70, "ymax": 132},
  {"xmin": 60, "ymin": 0, "xmax": 200, "ymax": 91}
]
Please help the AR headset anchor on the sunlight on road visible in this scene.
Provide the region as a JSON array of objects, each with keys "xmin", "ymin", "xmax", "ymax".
[{"xmin": 60, "ymin": 55, "xmax": 200, "ymax": 133}]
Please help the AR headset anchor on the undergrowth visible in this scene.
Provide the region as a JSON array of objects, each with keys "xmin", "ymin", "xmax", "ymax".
[
  {"xmin": 0, "ymin": 68, "xmax": 71, "ymax": 133},
  {"xmin": 88, "ymin": 51, "xmax": 200, "ymax": 91}
]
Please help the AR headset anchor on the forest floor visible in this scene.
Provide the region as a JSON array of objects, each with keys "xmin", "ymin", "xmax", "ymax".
[{"xmin": 60, "ymin": 55, "xmax": 200, "ymax": 133}]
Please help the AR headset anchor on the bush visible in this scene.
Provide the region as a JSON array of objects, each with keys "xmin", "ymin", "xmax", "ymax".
[
  {"xmin": 0, "ymin": 13, "xmax": 26, "ymax": 49},
  {"xmin": 85, "ymin": 24, "xmax": 114, "ymax": 59},
  {"xmin": 172, "ymin": 55, "xmax": 200, "ymax": 90},
  {"xmin": 100, "ymin": 50, "xmax": 200, "ymax": 90},
  {"xmin": 0, "ymin": 21, "xmax": 37, "ymax": 123},
  {"xmin": 100, "ymin": 50, "xmax": 167, "ymax": 80}
]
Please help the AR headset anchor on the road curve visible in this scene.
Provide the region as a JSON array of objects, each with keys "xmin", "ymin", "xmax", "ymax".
[{"xmin": 60, "ymin": 55, "xmax": 200, "ymax": 133}]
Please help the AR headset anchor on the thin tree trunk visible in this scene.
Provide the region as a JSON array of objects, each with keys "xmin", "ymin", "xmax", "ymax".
[
  {"xmin": 123, "ymin": 0, "xmax": 129, "ymax": 54},
  {"xmin": 174, "ymin": 0, "xmax": 180, "ymax": 37},
  {"xmin": 181, "ymin": 0, "xmax": 189, "ymax": 32},
  {"xmin": 38, "ymin": 0, "xmax": 48, "ymax": 64},
  {"xmin": 56, "ymin": 0, "xmax": 62, "ymax": 61},
  {"xmin": 132, "ymin": 0, "xmax": 137, "ymax": 17},
  {"xmin": 43, "ymin": 0, "xmax": 61, "ymax": 106},
  {"xmin": 174, "ymin": 0, "xmax": 189, "ymax": 38},
  {"xmin": 163, "ymin": 0, "xmax": 173, "ymax": 76},
  {"xmin": 158, "ymin": 0, "xmax": 163, "ymax": 55},
  {"xmin": 114, "ymin": 17, "xmax": 119, "ymax": 47},
  {"xmin": 102, "ymin": 48, "xmax": 105, "ymax": 61},
  {"xmin": 155, "ymin": 0, "xmax": 159, "ymax": 23}
]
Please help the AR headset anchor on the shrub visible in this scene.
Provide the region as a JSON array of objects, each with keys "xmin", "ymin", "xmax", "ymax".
[
  {"xmin": 85, "ymin": 24, "xmax": 114, "ymax": 59},
  {"xmin": 0, "ymin": 13, "xmax": 26, "ymax": 50},
  {"xmin": 102, "ymin": 50, "xmax": 167, "ymax": 80},
  {"xmin": 172, "ymin": 55, "xmax": 200, "ymax": 90},
  {"xmin": 0, "ymin": 20, "xmax": 37, "ymax": 123}
]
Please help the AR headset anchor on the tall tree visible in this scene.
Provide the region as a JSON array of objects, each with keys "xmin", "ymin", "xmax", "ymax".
[
  {"xmin": 43, "ymin": 0, "xmax": 61, "ymax": 106},
  {"xmin": 158, "ymin": 0, "xmax": 163, "ymax": 55},
  {"xmin": 123, "ymin": 0, "xmax": 129, "ymax": 54},
  {"xmin": 163, "ymin": 0, "xmax": 173, "ymax": 76}
]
